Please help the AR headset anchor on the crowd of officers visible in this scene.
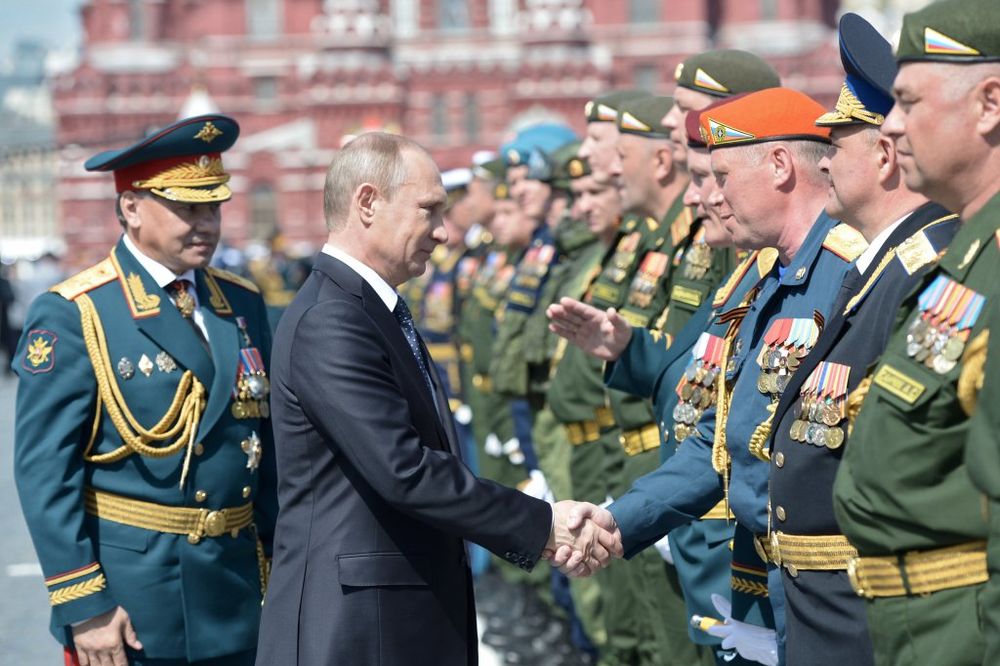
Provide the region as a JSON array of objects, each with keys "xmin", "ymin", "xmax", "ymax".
[{"xmin": 403, "ymin": 1, "xmax": 1000, "ymax": 665}]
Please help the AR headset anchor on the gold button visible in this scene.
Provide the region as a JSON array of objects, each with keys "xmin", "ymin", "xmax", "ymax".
[
  {"xmin": 194, "ymin": 443, "xmax": 205, "ymax": 456},
  {"xmin": 776, "ymin": 505, "xmax": 787, "ymax": 521},
  {"xmin": 242, "ymin": 486, "xmax": 251, "ymax": 498},
  {"xmin": 195, "ymin": 490, "xmax": 207, "ymax": 503},
  {"xmin": 775, "ymin": 452, "xmax": 785, "ymax": 468},
  {"xmin": 786, "ymin": 563, "xmax": 798, "ymax": 578},
  {"xmin": 187, "ymin": 534, "xmax": 201, "ymax": 545},
  {"xmin": 230, "ymin": 529, "xmax": 239, "ymax": 538}
]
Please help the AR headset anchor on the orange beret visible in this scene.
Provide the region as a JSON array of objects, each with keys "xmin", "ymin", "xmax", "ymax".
[
  {"xmin": 699, "ymin": 88, "xmax": 831, "ymax": 150},
  {"xmin": 685, "ymin": 94, "xmax": 750, "ymax": 148}
]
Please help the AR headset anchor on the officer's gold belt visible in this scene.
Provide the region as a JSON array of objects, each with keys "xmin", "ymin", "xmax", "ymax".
[
  {"xmin": 755, "ymin": 532, "xmax": 858, "ymax": 576},
  {"xmin": 846, "ymin": 541, "xmax": 987, "ymax": 599},
  {"xmin": 565, "ymin": 407, "xmax": 616, "ymax": 446},
  {"xmin": 471, "ymin": 374, "xmax": 492, "ymax": 393},
  {"xmin": 425, "ymin": 342, "xmax": 458, "ymax": 361},
  {"xmin": 701, "ymin": 498, "xmax": 735, "ymax": 521},
  {"xmin": 84, "ymin": 488, "xmax": 254, "ymax": 545},
  {"xmin": 620, "ymin": 424, "xmax": 660, "ymax": 456}
]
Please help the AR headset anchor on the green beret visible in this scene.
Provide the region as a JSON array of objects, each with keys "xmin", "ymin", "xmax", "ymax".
[
  {"xmin": 547, "ymin": 141, "xmax": 589, "ymax": 190},
  {"xmin": 584, "ymin": 89, "xmax": 650, "ymax": 123},
  {"xmin": 674, "ymin": 50, "xmax": 781, "ymax": 97},
  {"xmin": 617, "ymin": 96, "xmax": 673, "ymax": 139},
  {"xmin": 474, "ymin": 157, "xmax": 505, "ymax": 182},
  {"xmin": 897, "ymin": 0, "xmax": 1000, "ymax": 63}
]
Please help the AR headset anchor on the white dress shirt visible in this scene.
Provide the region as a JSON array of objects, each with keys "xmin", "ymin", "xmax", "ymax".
[
  {"xmin": 122, "ymin": 234, "xmax": 211, "ymax": 342},
  {"xmin": 321, "ymin": 243, "xmax": 398, "ymax": 312},
  {"xmin": 854, "ymin": 216, "xmax": 906, "ymax": 274}
]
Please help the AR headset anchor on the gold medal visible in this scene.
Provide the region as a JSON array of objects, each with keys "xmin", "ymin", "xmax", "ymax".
[{"xmin": 825, "ymin": 427, "xmax": 845, "ymax": 450}]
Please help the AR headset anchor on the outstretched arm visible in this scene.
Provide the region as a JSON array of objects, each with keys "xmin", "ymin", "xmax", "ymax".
[{"xmin": 547, "ymin": 297, "xmax": 632, "ymax": 362}]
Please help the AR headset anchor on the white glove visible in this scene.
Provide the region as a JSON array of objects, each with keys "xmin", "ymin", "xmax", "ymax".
[
  {"xmin": 705, "ymin": 594, "xmax": 778, "ymax": 666},
  {"xmin": 454, "ymin": 404, "xmax": 473, "ymax": 425},
  {"xmin": 653, "ymin": 534, "xmax": 674, "ymax": 564},
  {"xmin": 521, "ymin": 470, "xmax": 553, "ymax": 503},
  {"xmin": 503, "ymin": 437, "xmax": 525, "ymax": 465},
  {"xmin": 484, "ymin": 433, "xmax": 503, "ymax": 457}
]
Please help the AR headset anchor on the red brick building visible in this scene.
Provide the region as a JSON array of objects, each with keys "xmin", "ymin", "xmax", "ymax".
[{"xmin": 55, "ymin": 0, "xmax": 843, "ymax": 268}]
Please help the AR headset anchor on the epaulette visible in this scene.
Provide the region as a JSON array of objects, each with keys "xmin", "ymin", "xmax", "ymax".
[
  {"xmin": 669, "ymin": 208, "xmax": 693, "ymax": 247},
  {"xmin": 712, "ymin": 250, "xmax": 760, "ymax": 308},
  {"xmin": 207, "ymin": 267, "xmax": 261, "ymax": 294},
  {"xmin": 756, "ymin": 247, "xmax": 779, "ymax": 278},
  {"xmin": 49, "ymin": 258, "xmax": 116, "ymax": 300},
  {"xmin": 822, "ymin": 223, "xmax": 868, "ymax": 262},
  {"xmin": 645, "ymin": 216, "xmax": 660, "ymax": 233},
  {"xmin": 896, "ymin": 214, "xmax": 958, "ymax": 275}
]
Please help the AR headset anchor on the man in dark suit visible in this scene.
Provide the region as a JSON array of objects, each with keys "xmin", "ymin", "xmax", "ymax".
[{"xmin": 256, "ymin": 132, "xmax": 620, "ymax": 666}]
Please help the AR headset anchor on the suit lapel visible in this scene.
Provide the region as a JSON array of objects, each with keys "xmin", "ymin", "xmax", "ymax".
[
  {"xmin": 422, "ymin": 337, "xmax": 462, "ymax": 458},
  {"xmin": 111, "ymin": 244, "xmax": 215, "ymax": 387},
  {"xmin": 195, "ymin": 271, "xmax": 239, "ymax": 439}
]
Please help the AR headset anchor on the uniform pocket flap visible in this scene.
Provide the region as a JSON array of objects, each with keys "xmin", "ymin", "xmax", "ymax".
[{"xmin": 337, "ymin": 552, "xmax": 431, "ymax": 588}]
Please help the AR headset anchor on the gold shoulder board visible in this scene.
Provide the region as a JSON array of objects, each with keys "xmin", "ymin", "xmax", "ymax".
[
  {"xmin": 50, "ymin": 259, "xmax": 117, "ymax": 300},
  {"xmin": 896, "ymin": 214, "xmax": 958, "ymax": 275},
  {"xmin": 822, "ymin": 224, "xmax": 868, "ymax": 262},
  {"xmin": 207, "ymin": 267, "xmax": 261, "ymax": 294},
  {"xmin": 756, "ymin": 247, "xmax": 779, "ymax": 278}
]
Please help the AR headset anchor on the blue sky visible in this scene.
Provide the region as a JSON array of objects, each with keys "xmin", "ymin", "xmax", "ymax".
[{"xmin": 2, "ymin": 0, "xmax": 83, "ymax": 57}]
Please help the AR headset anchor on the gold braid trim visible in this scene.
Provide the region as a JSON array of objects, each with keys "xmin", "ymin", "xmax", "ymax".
[
  {"xmin": 846, "ymin": 376, "xmax": 873, "ymax": 437},
  {"xmin": 748, "ymin": 405, "xmax": 776, "ymax": 462},
  {"xmin": 731, "ymin": 577, "xmax": 769, "ymax": 597},
  {"xmin": 711, "ymin": 335, "xmax": 733, "ymax": 476},
  {"xmin": 958, "ymin": 329, "xmax": 989, "ymax": 416},
  {"xmin": 49, "ymin": 574, "xmax": 107, "ymax": 606},
  {"xmin": 133, "ymin": 157, "xmax": 228, "ymax": 189},
  {"xmin": 75, "ymin": 294, "xmax": 206, "ymax": 487}
]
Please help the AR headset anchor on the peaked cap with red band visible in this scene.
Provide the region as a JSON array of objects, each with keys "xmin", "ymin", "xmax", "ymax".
[
  {"xmin": 85, "ymin": 114, "xmax": 239, "ymax": 204},
  {"xmin": 699, "ymin": 88, "xmax": 831, "ymax": 150}
]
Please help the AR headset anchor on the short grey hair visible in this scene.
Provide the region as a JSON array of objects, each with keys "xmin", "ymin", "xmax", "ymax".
[{"xmin": 323, "ymin": 132, "xmax": 430, "ymax": 231}]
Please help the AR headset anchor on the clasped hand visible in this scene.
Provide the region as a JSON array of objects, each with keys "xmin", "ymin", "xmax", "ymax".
[{"xmin": 543, "ymin": 500, "xmax": 623, "ymax": 577}]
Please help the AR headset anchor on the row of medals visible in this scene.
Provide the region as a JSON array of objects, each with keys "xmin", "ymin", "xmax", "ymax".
[
  {"xmin": 906, "ymin": 316, "xmax": 964, "ymax": 374},
  {"xmin": 788, "ymin": 394, "xmax": 845, "ymax": 449},
  {"xmin": 232, "ymin": 370, "xmax": 270, "ymax": 419},
  {"xmin": 757, "ymin": 344, "xmax": 806, "ymax": 396},
  {"xmin": 672, "ymin": 361, "xmax": 719, "ymax": 442},
  {"xmin": 681, "ymin": 242, "xmax": 712, "ymax": 281}
]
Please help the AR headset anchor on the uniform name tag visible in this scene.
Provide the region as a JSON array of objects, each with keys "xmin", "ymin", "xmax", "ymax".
[
  {"xmin": 873, "ymin": 364, "xmax": 926, "ymax": 404},
  {"xmin": 590, "ymin": 283, "xmax": 621, "ymax": 305},
  {"xmin": 671, "ymin": 285, "xmax": 703, "ymax": 308}
]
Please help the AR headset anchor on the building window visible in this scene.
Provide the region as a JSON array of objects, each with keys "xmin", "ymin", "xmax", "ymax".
[
  {"xmin": 254, "ymin": 77, "xmax": 278, "ymax": 103},
  {"xmin": 761, "ymin": 0, "xmax": 778, "ymax": 20},
  {"xmin": 250, "ymin": 183, "xmax": 278, "ymax": 240},
  {"xmin": 633, "ymin": 64, "xmax": 658, "ymax": 93},
  {"xmin": 464, "ymin": 93, "xmax": 479, "ymax": 142},
  {"xmin": 247, "ymin": 0, "xmax": 283, "ymax": 39},
  {"xmin": 129, "ymin": 0, "xmax": 145, "ymax": 40},
  {"xmin": 630, "ymin": 0, "xmax": 659, "ymax": 24},
  {"xmin": 438, "ymin": 0, "xmax": 470, "ymax": 31},
  {"xmin": 431, "ymin": 94, "xmax": 448, "ymax": 142}
]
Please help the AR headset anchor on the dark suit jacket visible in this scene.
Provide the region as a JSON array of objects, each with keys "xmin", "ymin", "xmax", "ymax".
[{"xmin": 256, "ymin": 252, "xmax": 552, "ymax": 666}]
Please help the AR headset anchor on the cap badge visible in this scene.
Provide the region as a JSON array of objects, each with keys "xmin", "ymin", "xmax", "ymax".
[
  {"xmin": 694, "ymin": 68, "xmax": 730, "ymax": 94},
  {"xmin": 194, "ymin": 121, "xmax": 224, "ymax": 144},
  {"xmin": 506, "ymin": 148, "xmax": 521, "ymax": 165},
  {"xmin": 675, "ymin": 62, "xmax": 685, "ymax": 81},
  {"xmin": 620, "ymin": 111, "xmax": 652, "ymax": 133},
  {"xmin": 495, "ymin": 183, "xmax": 509, "ymax": 199},
  {"xmin": 584, "ymin": 100, "xmax": 594, "ymax": 117},
  {"xmin": 924, "ymin": 27, "xmax": 980, "ymax": 56},
  {"xmin": 568, "ymin": 159, "xmax": 585, "ymax": 178},
  {"xmin": 597, "ymin": 103, "xmax": 618, "ymax": 122},
  {"xmin": 708, "ymin": 118, "xmax": 756, "ymax": 145},
  {"xmin": 828, "ymin": 84, "xmax": 885, "ymax": 126}
]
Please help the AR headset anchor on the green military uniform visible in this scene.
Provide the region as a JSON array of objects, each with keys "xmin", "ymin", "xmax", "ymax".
[
  {"xmin": 832, "ymin": 4, "xmax": 1000, "ymax": 665},
  {"xmin": 13, "ymin": 116, "xmax": 277, "ymax": 665}
]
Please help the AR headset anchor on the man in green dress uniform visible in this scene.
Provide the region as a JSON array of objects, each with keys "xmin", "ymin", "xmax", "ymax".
[
  {"xmin": 14, "ymin": 115, "xmax": 277, "ymax": 666},
  {"xmin": 833, "ymin": 1, "xmax": 1000, "ymax": 664}
]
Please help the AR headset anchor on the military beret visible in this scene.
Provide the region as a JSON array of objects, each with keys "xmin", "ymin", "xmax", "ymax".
[
  {"xmin": 472, "ymin": 151, "xmax": 502, "ymax": 181},
  {"xmin": 584, "ymin": 89, "xmax": 651, "ymax": 123},
  {"xmin": 700, "ymin": 88, "xmax": 831, "ymax": 150},
  {"xmin": 502, "ymin": 123, "xmax": 577, "ymax": 167},
  {"xmin": 617, "ymin": 96, "xmax": 674, "ymax": 139},
  {"xmin": 686, "ymin": 94, "xmax": 749, "ymax": 148},
  {"xmin": 85, "ymin": 114, "xmax": 239, "ymax": 203},
  {"xmin": 897, "ymin": 0, "xmax": 1000, "ymax": 64},
  {"xmin": 548, "ymin": 141, "xmax": 588, "ymax": 190},
  {"xmin": 674, "ymin": 50, "xmax": 781, "ymax": 98},
  {"xmin": 817, "ymin": 13, "xmax": 896, "ymax": 127}
]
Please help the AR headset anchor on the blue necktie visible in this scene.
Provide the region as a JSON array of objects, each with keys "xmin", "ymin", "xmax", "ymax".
[{"xmin": 393, "ymin": 298, "xmax": 438, "ymax": 406}]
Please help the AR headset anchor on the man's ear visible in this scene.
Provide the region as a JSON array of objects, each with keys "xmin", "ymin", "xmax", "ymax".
[
  {"xmin": 770, "ymin": 145, "xmax": 794, "ymax": 189},
  {"xmin": 119, "ymin": 191, "xmax": 143, "ymax": 231},
  {"xmin": 653, "ymin": 145, "xmax": 673, "ymax": 182},
  {"xmin": 975, "ymin": 75, "xmax": 1000, "ymax": 138},
  {"xmin": 355, "ymin": 183, "xmax": 379, "ymax": 226}
]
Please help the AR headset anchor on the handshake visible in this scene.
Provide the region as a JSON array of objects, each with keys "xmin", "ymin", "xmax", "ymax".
[{"xmin": 542, "ymin": 501, "xmax": 624, "ymax": 577}]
